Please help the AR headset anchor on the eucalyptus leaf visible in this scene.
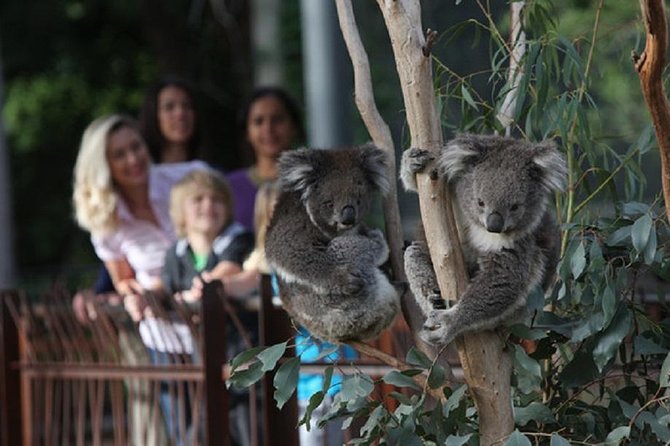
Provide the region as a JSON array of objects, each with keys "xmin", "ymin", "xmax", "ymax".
[
  {"xmin": 382, "ymin": 371, "xmax": 421, "ymax": 391},
  {"xmin": 502, "ymin": 429, "xmax": 532, "ymax": 446},
  {"xmin": 549, "ymin": 434, "xmax": 571, "ymax": 446},
  {"xmin": 298, "ymin": 390, "xmax": 324, "ymax": 430},
  {"xmin": 637, "ymin": 411, "xmax": 670, "ymax": 442},
  {"xmin": 661, "ymin": 352, "xmax": 670, "ymax": 387},
  {"xmin": 230, "ymin": 346, "xmax": 265, "ymax": 371},
  {"xmin": 443, "ymin": 385, "xmax": 467, "ymax": 417},
  {"xmin": 643, "ymin": 225, "xmax": 657, "ymax": 265},
  {"xmin": 445, "ymin": 434, "xmax": 472, "ymax": 446},
  {"xmin": 427, "ymin": 364, "xmax": 446, "ymax": 389},
  {"xmin": 604, "ymin": 426, "xmax": 630, "ymax": 445},
  {"xmin": 570, "ymin": 241, "xmax": 586, "ymax": 279},
  {"xmin": 606, "ymin": 225, "xmax": 632, "ymax": 247},
  {"xmin": 633, "ymin": 335, "xmax": 667, "ymax": 356},
  {"xmin": 406, "ymin": 346, "xmax": 433, "ymax": 369},
  {"xmin": 631, "ymin": 213, "xmax": 652, "ymax": 253},
  {"xmin": 257, "ymin": 341, "xmax": 287, "ymax": 371},
  {"xmin": 593, "ymin": 306, "xmax": 633, "ymax": 372},
  {"xmin": 512, "ymin": 344, "xmax": 542, "ymax": 393},
  {"xmin": 230, "ymin": 361, "xmax": 265, "ymax": 389},
  {"xmin": 514, "ymin": 402, "xmax": 555, "ymax": 426},
  {"xmin": 273, "ymin": 356, "xmax": 300, "ymax": 409}
]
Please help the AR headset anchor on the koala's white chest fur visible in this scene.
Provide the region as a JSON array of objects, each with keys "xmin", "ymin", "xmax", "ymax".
[{"xmin": 451, "ymin": 199, "xmax": 514, "ymax": 261}]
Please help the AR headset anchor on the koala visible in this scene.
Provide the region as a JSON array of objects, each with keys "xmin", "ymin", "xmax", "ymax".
[
  {"xmin": 265, "ymin": 144, "xmax": 401, "ymax": 343},
  {"xmin": 400, "ymin": 134, "xmax": 567, "ymax": 346}
]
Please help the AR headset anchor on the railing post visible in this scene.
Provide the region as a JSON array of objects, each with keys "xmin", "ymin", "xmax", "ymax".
[
  {"xmin": 258, "ymin": 275, "xmax": 299, "ymax": 446},
  {"xmin": 201, "ymin": 281, "xmax": 231, "ymax": 446},
  {"xmin": 0, "ymin": 292, "xmax": 22, "ymax": 446}
]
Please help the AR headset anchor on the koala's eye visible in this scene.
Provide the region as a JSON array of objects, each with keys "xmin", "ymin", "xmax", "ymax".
[
  {"xmin": 323, "ymin": 200, "xmax": 334, "ymax": 209},
  {"xmin": 510, "ymin": 203, "xmax": 519, "ymax": 211},
  {"xmin": 477, "ymin": 199, "xmax": 485, "ymax": 208}
]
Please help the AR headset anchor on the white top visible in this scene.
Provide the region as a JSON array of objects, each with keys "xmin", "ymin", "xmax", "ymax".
[
  {"xmin": 91, "ymin": 161, "xmax": 208, "ymax": 289},
  {"xmin": 91, "ymin": 160, "xmax": 208, "ymax": 354}
]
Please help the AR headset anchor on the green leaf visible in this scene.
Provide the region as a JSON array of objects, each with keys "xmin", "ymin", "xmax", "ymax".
[
  {"xmin": 229, "ymin": 361, "xmax": 265, "ymax": 389},
  {"xmin": 230, "ymin": 346, "xmax": 265, "ymax": 371},
  {"xmin": 445, "ymin": 434, "xmax": 472, "ymax": 446},
  {"xmin": 427, "ymin": 364, "xmax": 446, "ymax": 389},
  {"xmin": 570, "ymin": 241, "xmax": 586, "ymax": 279},
  {"xmin": 341, "ymin": 375, "xmax": 374, "ymax": 401},
  {"xmin": 509, "ymin": 324, "xmax": 548, "ymax": 341},
  {"xmin": 631, "ymin": 213, "xmax": 652, "ymax": 253},
  {"xmin": 637, "ymin": 411, "xmax": 670, "ymax": 442},
  {"xmin": 406, "ymin": 346, "xmax": 433, "ymax": 369},
  {"xmin": 549, "ymin": 434, "xmax": 571, "ymax": 446},
  {"xmin": 512, "ymin": 344, "xmax": 542, "ymax": 393},
  {"xmin": 559, "ymin": 349, "xmax": 599, "ymax": 388},
  {"xmin": 257, "ymin": 342, "xmax": 287, "ymax": 371},
  {"xmin": 443, "ymin": 385, "xmax": 467, "ymax": 417},
  {"xmin": 643, "ymin": 226, "xmax": 657, "ymax": 265},
  {"xmin": 514, "ymin": 402, "xmax": 556, "ymax": 426},
  {"xmin": 273, "ymin": 356, "xmax": 300, "ymax": 409},
  {"xmin": 593, "ymin": 306, "xmax": 633, "ymax": 372},
  {"xmin": 601, "ymin": 285, "xmax": 616, "ymax": 327},
  {"xmin": 503, "ymin": 430, "xmax": 532, "ymax": 446},
  {"xmin": 634, "ymin": 336, "xmax": 667, "ymax": 356},
  {"xmin": 661, "ymin": 352, "xmax": 670, "ymax": 387},
  {"xmin": 298, "ymin": 390, "xmax": 324, "ymax": 430},
  {"xmin": 604, "ymin": 426, "xmax": 630, "ymax": 445},
  {"xmin": 461, "ymin": 84, "xmax": 478, "ymax": 110},
  {"xmin": 322, "ymin": 366, "xmax": 334, "ymax": 393},
  {"xmin": 359, "ymin": 404, "xmax": 384, "ymax": 438},
  {"xmin": 607, "ymin": 226, "xmax": 632, "ymax": 246},
  {"xmin": 382, "ymin": 371, "xmax": 421, "ymax": 391}
]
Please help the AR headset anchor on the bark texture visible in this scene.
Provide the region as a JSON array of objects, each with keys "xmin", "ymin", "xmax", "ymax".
[{"xmin": 635, "ymin": 0, "xmax": 670, "ymax": 223}]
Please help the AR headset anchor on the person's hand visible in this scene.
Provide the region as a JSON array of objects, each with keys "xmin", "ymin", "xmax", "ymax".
[
  {"xmin": 180, "ymin": 275, "xmax": 206, "ymax": 303},
  {"xmin": 72, "ymin": 290, "xmax": 96, "ymax": 324},
  {"xmin": 123, "ymin": 293, "xmax": 148, "ymax": 322}
]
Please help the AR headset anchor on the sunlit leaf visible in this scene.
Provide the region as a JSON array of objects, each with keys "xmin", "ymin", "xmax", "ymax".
[{"xmin": 570, "ymin": 241, "xmax": 586, "ymax": 279}]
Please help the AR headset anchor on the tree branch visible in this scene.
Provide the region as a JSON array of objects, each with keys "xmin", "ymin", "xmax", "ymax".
[
  {"xmin": 635, "ymin": 0, "xmax": 670, "ymax": 223},
  {"xmin": 373, "ymin": 1, "xmax": 513, "ymax": 444},
  {"xmin": 334, "ymin": 0, "xmax": 455, "ymax": 376}
]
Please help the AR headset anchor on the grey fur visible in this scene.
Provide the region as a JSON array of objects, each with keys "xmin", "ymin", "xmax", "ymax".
[
  {"xmin": 400, "ymin": 134, "xmax": 567, "ymax": 346},
  {"xmin": 266, "ymin": 145, "xmax": 400, "ymax": 342}
]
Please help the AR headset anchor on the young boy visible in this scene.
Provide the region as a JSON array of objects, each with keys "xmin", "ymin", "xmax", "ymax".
[
  {"xmin": 162, "ymin": 169, "xmax": 254, "ymax": 300},
  {"xmin": 160, "ymin": 168, "xmax": 256, "ymax": 445}
]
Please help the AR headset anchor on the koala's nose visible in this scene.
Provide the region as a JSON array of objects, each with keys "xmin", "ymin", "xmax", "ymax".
[
  {"xmin": 340, "ymin": 206, "xmax": 356, "ymax": 226},
  {"xmin": 486, "ymin": 212, "xmax": 504, "ymax": 233}
]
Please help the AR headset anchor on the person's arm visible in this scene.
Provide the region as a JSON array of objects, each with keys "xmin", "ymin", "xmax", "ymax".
[
  {"xmin": 220, "ymin": 268, "xmax": 261, "ymax": 298},
  {"xmin": 104, "ymin": 258, "xmax": 147, "ymax": 321}
]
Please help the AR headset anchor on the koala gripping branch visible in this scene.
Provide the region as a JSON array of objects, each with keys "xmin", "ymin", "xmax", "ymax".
[{"xmin": 374, "ymin": 1, "xmax": 515, "ymax": 445}]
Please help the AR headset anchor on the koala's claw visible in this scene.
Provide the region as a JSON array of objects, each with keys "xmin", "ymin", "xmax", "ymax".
[
  {"xmin": 429, "ymin": 293, "xmax": 447, "ymax": 310},
  {"xmin": 406, "ymin": 147, "xmax": 434, "ymax": 174},
  {"xmin": 419, "ymin": 309, "xmax": 451, "ymax": 345}
]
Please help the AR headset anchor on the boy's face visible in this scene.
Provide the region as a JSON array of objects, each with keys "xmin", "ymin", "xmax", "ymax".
[{"xmin": 183, "ymin": 188, "xmax": 227, "ymax": 237}]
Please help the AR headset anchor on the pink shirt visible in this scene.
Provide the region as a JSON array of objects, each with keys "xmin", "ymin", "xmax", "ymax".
[{"xmin": 91, "ymin": 161, "xmax": 208, "ymax": 289}]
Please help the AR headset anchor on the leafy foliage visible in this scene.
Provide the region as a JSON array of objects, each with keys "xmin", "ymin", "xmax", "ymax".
[{"xmin": 230, "ymin": 1, "xmax": 670, "ymax": 444}]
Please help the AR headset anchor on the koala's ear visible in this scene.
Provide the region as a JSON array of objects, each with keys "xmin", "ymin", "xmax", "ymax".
[
  {"xmin": 277, "ymin": 148, "xmax": 323, "ymax": 194},
  {"xmin": 358, "ymin": 143, "xmax": 391, "ymax": 195},
  {"xmin": 437, "ymin": 134, "xmax": 483, "ymax": 182},
  {"xmin": 531, "ymin": 140, "xmax": 568, "ymax": 193}
]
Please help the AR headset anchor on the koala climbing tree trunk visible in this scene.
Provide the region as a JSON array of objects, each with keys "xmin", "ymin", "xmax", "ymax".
[
  {"xmin": 335, "ymin": 1, "xmax": 515, "ymax": 445},
  {"xmin": 635, "ymin": 0, "xmax": 670, "ymax": 224}
]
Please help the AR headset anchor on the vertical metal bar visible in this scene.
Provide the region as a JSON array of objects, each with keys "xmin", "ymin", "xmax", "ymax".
[
  {"xmin": 258, "ymin": 275, "xmax": 299, "ymax": 446},
  {"xmin": 0, "ymin": 292, "xmax": 22, "ymax": 446},
  {"xmin": 201, "ymin": 280, "xmax": 230, "ymax": 446}
]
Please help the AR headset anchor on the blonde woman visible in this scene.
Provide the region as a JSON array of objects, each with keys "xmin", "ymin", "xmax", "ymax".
[
  {"xmin": 72, "ymin": 114, "xmax": 206, "ymax": 445},
  {"xmin": 73, "ymin": 114, "xmax": 206, "ymax": 316}
]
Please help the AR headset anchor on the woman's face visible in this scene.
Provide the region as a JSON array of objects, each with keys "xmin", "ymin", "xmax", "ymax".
[
  {"xmin": 106, "ymin": 126, "xmax": 151, "ymax": 189},
  {"xmin": 246, "ymin": 96, "xmax": 297, "ymax": 160},
  {"xmin": 158, "ymin": 85, "xmax": 196, "ymax": 147}
]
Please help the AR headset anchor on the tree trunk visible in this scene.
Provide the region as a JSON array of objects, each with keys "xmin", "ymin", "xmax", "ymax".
[
  {"xmin": 635, "ymin": 0, "xmax": 670, "ymax": 223},
  {"xmin": 373, "ymin": 1, "xmax": 514, "ymax": 444}
]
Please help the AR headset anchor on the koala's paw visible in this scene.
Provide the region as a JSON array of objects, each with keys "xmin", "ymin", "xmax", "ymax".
[
  {"xmin": 366, "ymin": 228, "xmax": 389, "ymax": 263},
  {"xmin": 338, "ymin": 266, "xmax": 368, "ymax": 296},
  {"xmin": 400, "ymin": 148, "xmax": 435, "ymax": 191},
  {"xmin": 429, "ymin": 291, "xmax": 447, "ymax": 310},
  {"xmin": 419, "ymin": 309, "xmax": 453, "ymax": 346}
]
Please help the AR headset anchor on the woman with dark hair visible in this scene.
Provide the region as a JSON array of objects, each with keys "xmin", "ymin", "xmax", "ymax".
[
  {"xmin": 227, "ymin": 86, "xmax": 306, "ymax": 230},
  {"xmin": 139, "ymin": 76, "xmax": 200, "ymax": 163}
]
